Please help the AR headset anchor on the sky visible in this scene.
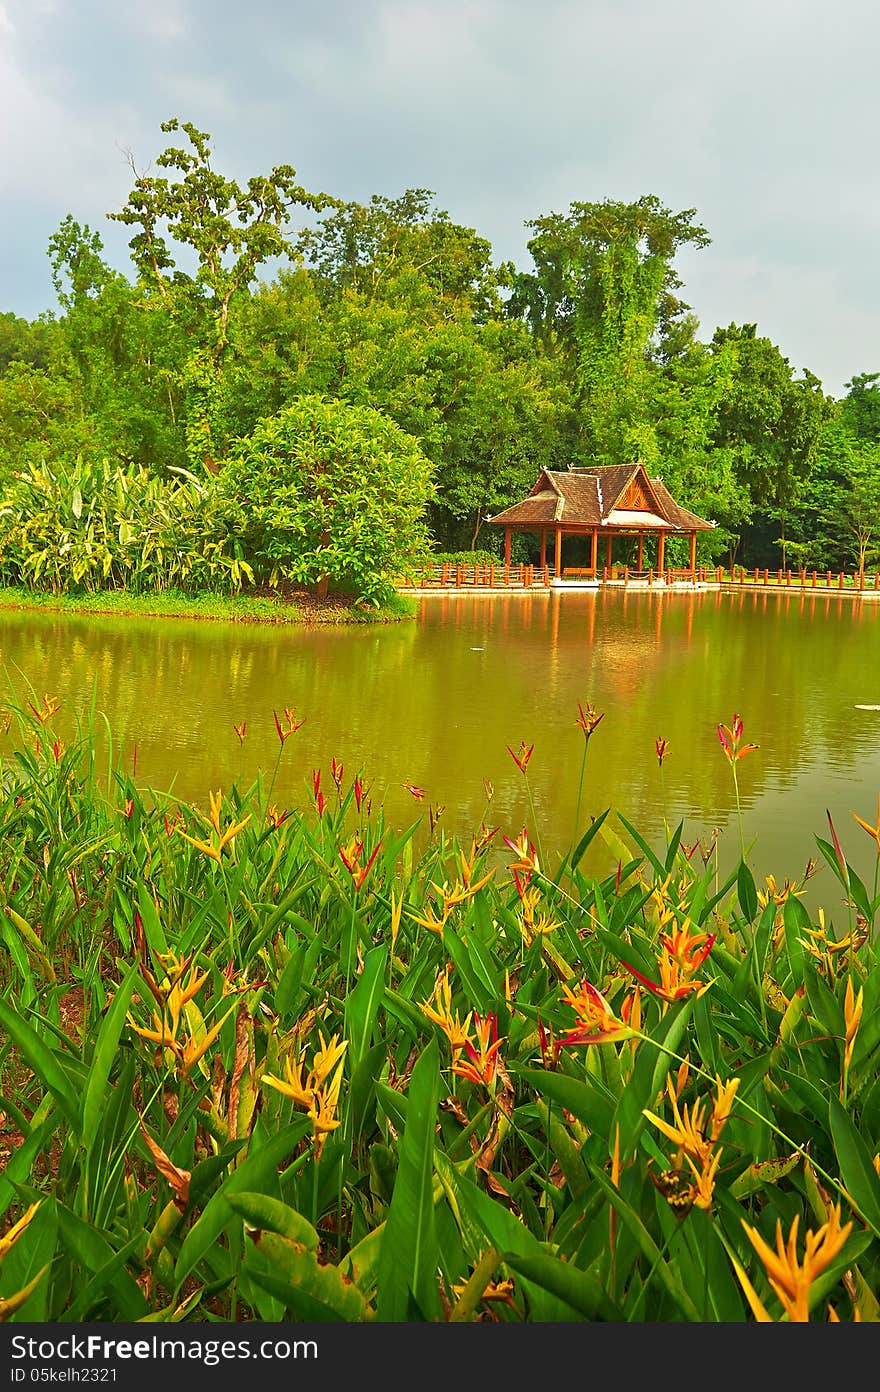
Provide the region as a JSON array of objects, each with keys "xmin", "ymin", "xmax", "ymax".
[{"xmin": 1, "ymin": 0, "xmax": 877, "ymax": 397}]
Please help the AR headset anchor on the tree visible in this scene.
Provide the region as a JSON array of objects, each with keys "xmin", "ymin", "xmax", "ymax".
[
  {"xmin": 296, "ymin": 189, "xmax": 504, "ymax": 319},
  {"xmin": 108, "ymin": 119, "xmax": 334, "ymax": 470},
  {"xmin": 843, "ymin": 440, "xmax": 880, "ymax": 577},
  {"xmin": 840, "ymin": 372, "xmax": 880, "ymax": 442},
  {"xmin": 213, "ymin": 396, "xmax": 433, "ymax": 603},
  {"xmin": 507, "ymin": 195, "xmax": 710, "ymax": 462},
  {"xmin": 708, "ymin": 324, "xmax": 831, "ymax": 563}
]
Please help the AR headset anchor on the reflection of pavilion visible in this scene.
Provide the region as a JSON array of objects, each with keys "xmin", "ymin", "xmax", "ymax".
[{"xmin": 488, "ymin": 463, "xmax": 715, "ymax": 578}]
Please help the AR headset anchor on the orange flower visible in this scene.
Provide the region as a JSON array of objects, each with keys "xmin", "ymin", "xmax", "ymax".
[
  {"xmin": 507, "ymin": 741, "xmax": 534, "ymax": 773},
  {"xmin": 576, "ymin": 702, "xmax": 604, "ymax": 738},
  {"xmin": 452, "ymin": 1012, "xmax": 505, "ymax": 1089},
  {"xmin": 273, "ymin": 707, "xmax": 305, "ymax": 744},
  {"xmin": 741, "ymin": 1205, "xmax": 853, "ymax": 1322},
  {"xmin": 560, "ymin": 978, "xmax": 630, "ymax": 1046},
  {"xmin": 853, "ymin": 794, "xmax": 880, "ymax": 853},
  {"xmin": 717, "ymin": 712, "xmax": 758, "ymax": 763}
]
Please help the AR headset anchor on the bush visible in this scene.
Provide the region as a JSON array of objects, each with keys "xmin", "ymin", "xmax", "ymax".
[{"xmin": 215, "ymin": 396, "xmax": 434, "ymax": 605}]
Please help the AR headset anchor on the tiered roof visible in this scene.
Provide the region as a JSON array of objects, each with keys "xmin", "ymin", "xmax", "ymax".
[{"xmin": 489, "ymin": 463, "xmax": 714, "ymax": 532}]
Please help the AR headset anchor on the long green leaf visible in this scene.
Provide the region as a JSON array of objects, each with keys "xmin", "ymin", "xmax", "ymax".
[
  {"xmin": 82, "ymin": 963, "xmax": 139, "ymax": 1148},
  {"xmin": 375, "ymin": 1037, "xmax": 440, "ymax": 1320}
]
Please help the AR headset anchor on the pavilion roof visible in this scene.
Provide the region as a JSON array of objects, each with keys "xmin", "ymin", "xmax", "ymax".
[{"xmin": 488, "ymin": 463, "xmax": 715, "ymax": 532}]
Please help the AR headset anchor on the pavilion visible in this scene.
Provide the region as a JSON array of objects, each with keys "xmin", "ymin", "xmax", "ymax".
[{"xmin": 488, "ymin": 462, "xmax": 715, "ymax": 577}]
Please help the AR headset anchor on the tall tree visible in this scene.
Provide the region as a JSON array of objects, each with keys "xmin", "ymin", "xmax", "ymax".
[
  {"xmin": 108, "ymin": 119, "xmax": 334, "ymax": 471},
  {"xmin": 507, "ymin": 195, "xmax": 710, "ymax": 461}
]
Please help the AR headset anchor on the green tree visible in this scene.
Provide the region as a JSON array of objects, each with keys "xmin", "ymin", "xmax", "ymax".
[
  {"xmin": 108, "ymin": 119, "xmax": 334, "ymax": 470},
  {"xmin": 840, "ymin": 372, "xmax": 880, "ymax": 442},
  {"xmin": 213, "ymin": 396, "xmax": 433, "ymax": 603},
  {"xmin": 508, "ymin": 195, "xmax": 710, "ymax": 462},
  {"xmin": 709, "ymin": 324, "xmax": 831, "ymax": 563},
  {"xmin": 47, "ymin": 217, "xmax": 189, "ymax": 471}
]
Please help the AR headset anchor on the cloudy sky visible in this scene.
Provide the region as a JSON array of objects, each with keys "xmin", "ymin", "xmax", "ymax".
[{"xmin": 1, "ymin": 0, "xmax": 876, "ymax": 395}]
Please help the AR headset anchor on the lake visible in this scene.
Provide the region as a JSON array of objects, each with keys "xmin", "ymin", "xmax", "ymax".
[{"xmin": 3, "ymin": 587, "xmax": 880, "ymax": 911}]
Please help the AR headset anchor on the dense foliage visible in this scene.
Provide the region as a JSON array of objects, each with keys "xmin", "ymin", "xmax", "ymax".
[
  {"xmin": 213, "ymin": 397, "xmax": 432, "ymax": 604},
  {"xmin": 0, "ymin": 118, "xmax": 877, "ymax": 584},
  {"xmin": 0, "ymin": 702, "xmax": 879, "ymax": 1322}
]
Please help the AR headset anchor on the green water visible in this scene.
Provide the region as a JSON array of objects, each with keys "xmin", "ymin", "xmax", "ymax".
[{"xmin": 3, "ymin": 588, "xmax": 880, "ymax": 907}]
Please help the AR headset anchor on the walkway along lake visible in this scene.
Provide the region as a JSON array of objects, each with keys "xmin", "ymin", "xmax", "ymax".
[{"xmin": 4, "ymin": 586, "xmax": 880, "ymax": 909}]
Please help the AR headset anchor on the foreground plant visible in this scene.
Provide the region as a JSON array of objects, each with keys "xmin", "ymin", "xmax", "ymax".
[{"xmin": 0, "ymin": 700, "xmax": 878, "ymax": 1323}]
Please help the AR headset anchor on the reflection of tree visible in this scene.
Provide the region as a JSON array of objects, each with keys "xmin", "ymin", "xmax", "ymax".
[{"xmin": 2, "ymin": 592, "xmax": 880, "ymax": 905}]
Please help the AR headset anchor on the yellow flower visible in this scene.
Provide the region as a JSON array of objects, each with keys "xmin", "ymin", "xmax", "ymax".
[
  {"xmin": 0, "ymin": 1202, "xmax": 41, "ymax": 1262},
  {"xmin": 178, "ymin": 789, "xmax": 251, "ymax": 863},
  {"xmin": 742, "ymin": 1205, "xmax": 853, "ymax": 1322},
  {"xmin": 421, "ymin": 970, "xmax": 472, "ymax": 1054}
]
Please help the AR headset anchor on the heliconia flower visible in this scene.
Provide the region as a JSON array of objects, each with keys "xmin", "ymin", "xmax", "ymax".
[
  {"xmin": 123, "ymin": 798, "xmax": 135, "ymax": 820},
  {"xmin": 233, "ymin": 722, "xmax": 247, "ymax": 745},
  {"xmin": 28, "ymin": 693, "xmax": 60, "ymax": 725},
  {"xmin": 179, "ymin": 789, "xmax": 251, "ymax": 862},
  {"xmin": 0, "ymin": 1201, "xmax": 42, "ymax": 1261},
  {"xmin": 852, "ymin": 793, "xmax": 880, "ymax": 852},
  {"xmin": 266, "ymin": 804, "xmax": 288, "ymax": 829},
  {"xmin": 452, "ymin": 1011, "xmax": 505, "ymax": 1089},
  {"xmin": 390, "ymin": 889, "xmax": 402, "ymax": 952},
  {"xmin": 483, "ymin": 778, "xmax": 495, "ymax": 802},
  {"xmin": 576, "ymin": 702, "xmax": 605, "ymax": 738},
  {"xmin": 52, "ymin": 739, "xmax": 65, "ymax": 762},
  {"xmin": 843, "ymin": 977, "xmax": 864, "ymax": 1084},
  {"xmin": 537, "ymin": 1014, "xmax": 561, "ymax": 1070},
  {"xmin": 354, "ymin": 774, "xmax": 364, "ymax": 812},
  {"xmin": 339, "ymin": 836, "xmax": 381, "ymax": 892},
  {"xmin": 273, "ymin": 706, "xmax": 305, "ymax": 744},
  {"xmin": 560, "ymin": 977, "xmax": 630, "ymax": 1046},
  {"xmin": 330, "ymin": 757, "xmax": 344, "ymax": 789},
  {"xmin": 428, "ymin": 803, "xmax": 445, "ymax": 834},
  {"xmin": 503, "ymin": 828, "xmax": 539, "ymax": 875},
  {"xmin": 421, "ymin": 969, "xmax": 472, "ymax": 1052},
  {"xmin": 507, "ymin": 741, "xmax": 535, "ymax": 773},
  {"xmin": 403, "ymin": 782, "xmax": 426, "ymax": 800},
  {"xmin": 741, "ymin": 1206, "xmax": 853, "ymax": 1323},
  {"xmin": 656, "ymin": 737, "xmax": 670, "ymax": 766},
  {"xmin": 717, "ymin": 712, "xmax": 758, "ymax": 763}
]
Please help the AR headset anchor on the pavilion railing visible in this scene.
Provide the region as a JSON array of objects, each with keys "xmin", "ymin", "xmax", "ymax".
[
  {"xmin": 397, "ymin": 564, "xmax": 554, "ymax": 589},
  {"xmin": 397, "ymin": 565, "xmax": 880, "ymax": 592},
  {"xmin": 717, "ymin": 567, "xmax": 880, "ymax": 592}
]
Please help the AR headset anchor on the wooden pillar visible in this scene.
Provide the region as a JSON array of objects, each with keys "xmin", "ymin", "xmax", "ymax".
[
  {"xmin": 606, "ymin": 531, "xmax": 613, "ymax": 569},
  {"xmin": 657, "ymin": 530, "xmax": 666, "ymax": 574},
  {"xmin": 540, "ymin": 529, "xmax": 547, "ymax": 568},
  {"xmin": 637, "ymin": 532, "xmax": 644, "ymax": 571},
  {"xmin": 504, "ymin": 528, "xmax": 511, "ymax": 567},
  {"xmin": 590, "ymin": 529, "xmax": 598, "ymax": 574},
  {"xmin": 554, "ymin": 528, "xmax": 562, "ymax": 578},
  {"xmin": 689, "ymin": 532, "xmax": 697, "ymax": 572}
]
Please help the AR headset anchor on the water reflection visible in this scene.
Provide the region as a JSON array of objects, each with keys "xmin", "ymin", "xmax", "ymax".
[{"xmin": 2, "ymin": 590, "xmax": 879, "ymax": 909}]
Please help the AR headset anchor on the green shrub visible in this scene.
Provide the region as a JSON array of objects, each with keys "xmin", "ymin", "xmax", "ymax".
[{"xmin": 214, "ymin": 395, "xmax": 434, "ymax": 605}]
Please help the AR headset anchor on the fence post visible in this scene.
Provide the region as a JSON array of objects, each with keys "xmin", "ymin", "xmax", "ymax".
[
  {"xmin": 812, "ymin": 571, "xmax": 817, "ymax": 587},
  {"xmin": 544, "ymin": 565, "xmax": 550, "ymax": 586},
  {"xmin": 786, "ymin": 569, "xmax": 791, "ymax": 587},
  {"xmin": 648, "ymin": 569, "xmax": 653, "ymax": 586},
  {"xmin": 838, "ymin": 572, "xmax": 844, "ymax": 589},
  {"xmin": 624, "ymin": 566, "xmax": 629, "ymax": 588}
]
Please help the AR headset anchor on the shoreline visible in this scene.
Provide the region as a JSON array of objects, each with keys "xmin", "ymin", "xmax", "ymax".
[{"xmin": 0, "ymin": 587, "xmax": 418, "ymax": 627}]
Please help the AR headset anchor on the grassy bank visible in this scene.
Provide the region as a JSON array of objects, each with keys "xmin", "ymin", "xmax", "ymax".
[
  {"xmin": 0, "ymin": 586, "xmax": 418, "ymax": 626},
  {"xmin": 0, "ymin": 701, "xmax": 878, "ymax": 1323}
]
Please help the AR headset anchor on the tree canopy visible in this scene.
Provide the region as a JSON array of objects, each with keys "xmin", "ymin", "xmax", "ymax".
[{"xmin": 0, "ymin": 116, "xmax": 874, "ymax": 592}]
